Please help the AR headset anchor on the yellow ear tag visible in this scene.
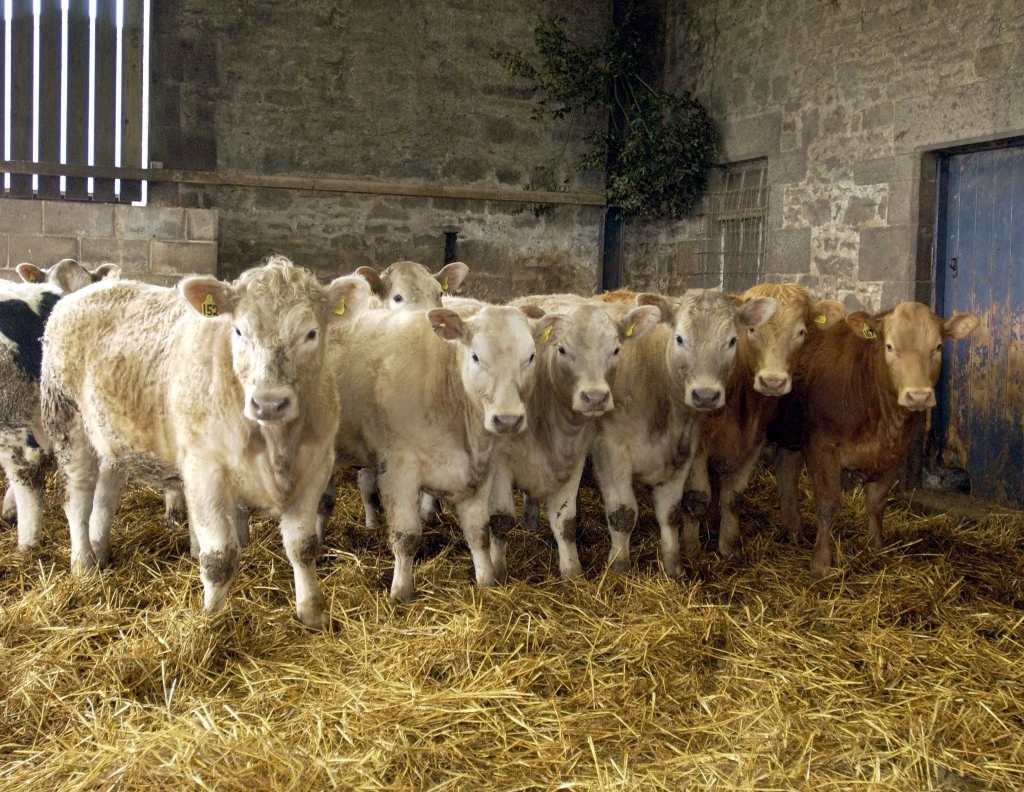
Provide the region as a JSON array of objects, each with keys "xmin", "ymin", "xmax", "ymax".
[
  {"xmin": 200, "ymin": 294, "xmax": 218, "ymax": 317},
  {"xmin": 441, "ymin": 278, "xmax": 449, "ymax": 291},
  {"xmin": 25, "ymin": 272, "xmax": 37, "ymax": 283},
  {"xmin": 862, "ymin": 323, "xmax": 876, "ymax": 339},
  {"xmin": 540, "ymin": 325, "xmax": 552, "ymax": 342},
  {"xmin": 814, "ymin": 314, "xmax": 827, "ymax": 324},
  {"xmin": 333, "ymin": 298, "xmax": 346, "ymax": 317},
  {"xmin": 625, "ymin": 322, "xmax": 636, "ymax": 337}
]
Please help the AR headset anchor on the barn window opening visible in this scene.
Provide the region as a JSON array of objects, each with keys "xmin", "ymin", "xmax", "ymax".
[
  {"xmin": 696, "ymin": 159, "xmax": 769, "ymax": 292},
  {"xmin": 443, "ymin": 231, "xmax": 458, "ymax": 265},
  {"xmin": 2, "ymin": 0, "xmax": 150, "ymax": 204}
]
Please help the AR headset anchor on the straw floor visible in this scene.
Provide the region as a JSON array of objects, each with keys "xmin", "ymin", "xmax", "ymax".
[{"xmin": 1, "ymin": 467, "xmax": 1022, "ymax": 791}]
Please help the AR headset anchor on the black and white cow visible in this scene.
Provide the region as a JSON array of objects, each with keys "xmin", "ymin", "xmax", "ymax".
[{"xmin": 0, "ymin": 260, "xmax": 120, "ymax": 548}]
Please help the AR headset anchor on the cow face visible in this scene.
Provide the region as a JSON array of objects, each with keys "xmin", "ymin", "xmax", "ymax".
[
  {"xmin": 17, "ymin": 259, "xmax": 120, "ymax": 294},
  {"xmin": 738, "ymin": 284, "xmax": 845, "ymax": 396},
  {"xmin": 356, "ymin": 260, "xmax": 468, "ymax": 311},
  {"xmin": 548, "ymin": 303, "xmax": 660, "ymax": 417},
  {"xmin": 181, "ymin": 256, "xmax": 370, "ymax": 425},
  {"xmin": 429, "ymin": 305, "xmax": 569, "ymax": 434},
  {"xmin": 639, "ymin": 290, "xmax": 777, "ymax": 411},
  {"xmin": 847, "ymin": 302, "xmax": 980, "ymax": 410}
]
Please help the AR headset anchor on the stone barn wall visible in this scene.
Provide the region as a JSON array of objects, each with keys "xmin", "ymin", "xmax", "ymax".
[
  {"xmin": 148, "ymin": 0, "xmax": 610, "ymax": 299},
  {"xmin": 626, "ymin": 0, "xmax": 1024, "ymax": 311}
]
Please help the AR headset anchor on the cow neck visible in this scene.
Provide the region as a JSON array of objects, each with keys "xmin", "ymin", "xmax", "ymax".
[
  {"xmin": 255, "ymin": 418, "xmax": 303, "ymax": 498},
  {"xmin": 442, "ymin": 344, "xmax": 494, "ymax": 458}
]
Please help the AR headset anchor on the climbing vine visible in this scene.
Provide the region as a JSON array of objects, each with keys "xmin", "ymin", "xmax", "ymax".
[{"xmin": 493, "ymin": 12, "xmax": 718, "ymax": 220}]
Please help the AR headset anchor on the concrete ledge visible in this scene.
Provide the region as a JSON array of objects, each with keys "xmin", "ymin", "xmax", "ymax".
[
  {"xmin": 150, "ymin": 240, "xmax": 218, "ymax": 276},
  {"xmin": 44, "ymin": 202, "xmax": 114, "ymax": 237},
  {"xmin": 115, "ymin": 205, "xmax": 186, "ymax": 239}
]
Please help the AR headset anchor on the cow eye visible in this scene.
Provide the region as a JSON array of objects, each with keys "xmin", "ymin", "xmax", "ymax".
[
  {"xmin": 935, "ymin": 343, "xmax": 942, "ymax": 352},
  {"xmin": 675, "ymin": 335, "xmax": 684, "ymax": 346},
  {"xmin": 233, "ymin": 326, "xmax": 242, "ymax": 338},
  {"xmin": 728, "ymin": 336, "xmax": 737, "ymax": 349},
  {"xmin": 613, "ymin": 347, "xmax": 620, "ymax": 356},
  {"xmin": 558, "ymin": 346, "xmax": 566, "ymax": 356},
  {"xmin": 886, "ymin": 343, "xmax": 893, "ymax": 351},
  {"xmin": 797, "ymin": 329, "xmax": 806, "ymax": 337},
  {"xmin": 471, "ymin": 353, "xmax": 479, "ymax": 363},
  {"xmin": 306, "ymin": 329, "xmax": 317, "ymax": 342},
  {"xmin": 393, "ymin": 294, "xmax": 404, "ymax": 304},
  {"xmin": 528, "ymin": 353, "xmax": 535, "ymax": 364}
]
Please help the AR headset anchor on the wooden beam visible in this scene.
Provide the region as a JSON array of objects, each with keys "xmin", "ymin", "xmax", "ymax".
[{"xmin": 0, "ymin": 160, "xmax": 608, "ymax": 206}]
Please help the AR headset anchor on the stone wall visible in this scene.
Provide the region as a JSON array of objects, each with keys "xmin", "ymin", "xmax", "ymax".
[
  {"xmin": 626, "ymin": 0, "xmax": 1024, "ymax": 311},
  {"xmin": 148, "ymin": 0, "xmax": 611, "ymax": 298},
  {"xmin": 0, "ymin": 198, "xmax": 218, "ymax": 285}
]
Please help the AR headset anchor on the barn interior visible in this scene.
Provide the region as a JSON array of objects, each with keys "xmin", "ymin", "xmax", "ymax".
[{"xmin": 2, "ymin": 1, "xmax": 1024, "ymax": 789}]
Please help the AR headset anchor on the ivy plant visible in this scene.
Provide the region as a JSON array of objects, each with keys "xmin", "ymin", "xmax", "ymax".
[{"xmin": 493, "ymin": 12, "xmax": 718, "ymax": 220}]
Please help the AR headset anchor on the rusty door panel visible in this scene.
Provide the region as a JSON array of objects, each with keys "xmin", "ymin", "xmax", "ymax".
[{"xmin": 936, "ymin": 145, "xmax": 1024, "ymax": 505}]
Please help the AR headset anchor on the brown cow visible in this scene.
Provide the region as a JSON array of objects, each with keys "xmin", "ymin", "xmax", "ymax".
[
  {"xmin": 769, "ymin": 302, "xmax": 979, "ymax": 578},
  {"xmin": 682, "ymin": 284, "xmax": 844, "ymax": 558}
]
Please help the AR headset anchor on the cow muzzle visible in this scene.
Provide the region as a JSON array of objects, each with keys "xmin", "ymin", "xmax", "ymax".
[
  {"xmin": 755, "ymin": 372, "xmax": 792, "ymax": 397},
  {"xmin": 246, "ymin": 387, "xmax": 298, "ymax": 424},
  {"xmin": 488, "ymin": 413, "xmax": 526, "ymax": 434},
  {"xmin": 687, "ymin": 386, "xmax": 723, "ymax": 411},
  {"xmin": 574, "ymin": 388, "xmax": 612, "ymax": 416},
  {"xmin": 899, "ymin": 387, "xmax": 936, "ymax": 410}
]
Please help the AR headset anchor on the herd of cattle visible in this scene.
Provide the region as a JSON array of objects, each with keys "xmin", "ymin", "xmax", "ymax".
[{"xmin": 0, "ymin": 255, "xmax": 980, "ymax": 627}]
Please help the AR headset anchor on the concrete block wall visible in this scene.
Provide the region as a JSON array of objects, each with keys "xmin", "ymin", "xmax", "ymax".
[
  {"xmin": 625, "ymin": 0, "xmax": 1024, "ymax": 312},
  {"xmin": 0, "ymin": 198, "xmax": 218, "ymax": 285}
]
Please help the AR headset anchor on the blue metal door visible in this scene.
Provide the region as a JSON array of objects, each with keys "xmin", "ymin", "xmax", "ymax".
[{"xmin": 934, "ymin": 144, "xmax": 1024, "ymax": 505}]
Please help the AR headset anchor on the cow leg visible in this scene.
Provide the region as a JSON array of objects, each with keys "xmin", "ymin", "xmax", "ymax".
[
  {"xmin": 522, "ymin": 494, "xmax": 540, "ymax": 533},
  {"xmin": 594, "ymin": 449, "xmax": 638, "ymax": 573},
  {"xmin": 0, "ymin": 429, "xmax": 47, "ymax": 551},
  {"xmin": 456, "ymin": 471, "xmax": 497, "ymax": 589},
  {"xmin": 163, "ymin": 487, "xmax": 187, "ymax": 526},
  {"xmin": 279, "ymin": 486, "xmax": 329, "ymax": 629},
  {"xmin": 487, "ymin": 460, "xmax": 516, "ymax": 584},
  {"xmin": 182, "ymin": 464, "xmax": 241, "ymax": 615},
  {"xmin": 865, "ymin": 465, "xmax": 899, "ymax": 551},
  {"xmin": 807, "ymin": 444, "xmax": 841, "ymax": 579},
  {"xmin": 235, "ymin": 506, "xmax": 251, "ymax": 547},
  {"xmin": 356, "ymin": 468, "xmax": 379, "ymax": 530},
  {"xmin": 317, "ymin": 473, "xmax": 338, "ymax": 544},
  {"xmin": 378, "ymin": 464, "xmax": 422, "ymax": 602},
  {"xmin": 419, "ymin": 492, "xmax": 439, "ymax": 526},
  {"xmin": 652, "ymin": 469, "xmax": 689, "ymax": 578},
  {"xmin": 3, "ymin": 486, "xmax": 17, "ymax": 523},
  {"xmin": 775, "ymin": 448, "xmax": 805, "ymax": 543},
  {"xmin": 682, "ymin": 449, "xmax": 712, "ymax": 558},
  {"xmin": 718, "ymin": 446, "xmax": 761, "ymax": 559},
  {"xmin": 546, "ymin": 457, "xmax": 586, "ymax": 579},
  {"xmin": 87, "ymin": 457, "xmax": 127, "ymax": 569}
]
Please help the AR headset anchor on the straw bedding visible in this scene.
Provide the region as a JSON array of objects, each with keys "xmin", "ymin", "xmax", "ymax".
[{"xmin": 1, "ymin": 467, "xmax": 1022, "ymax": 791}]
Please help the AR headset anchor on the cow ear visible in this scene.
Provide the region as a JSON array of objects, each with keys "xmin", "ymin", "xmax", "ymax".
[
  {"xmin": 533, "ymin": 313, "xmax": 571, "ymax": 345},
  {"xmin": 45, "ymin": 259, "xmax": 94, "ymax": 294},
  {"xmin": 325, "ymin": 275, "xmax": 371, "ymax": 321},
  {"xmin": 434, "ymin": 261, "xmax": 469, "ymax": 292},
  {"xmin": 354, "ymin": 266, "xmax": 386, "ymax": 297},
  {"xmin": 620, "ymin": 305, "xmax": 661, "ymax": 342},
  {"xmin": 519, "ymin": 305, "xmax": 545, "ymax": 320},
  {"xmin": 727, "ymin": 293, "xmax": 748, "ymax": 308},
  {"xmin": 15, "ymin": 263, "xmax": 47, "ymax": 284},
  {"xmin": 636, "ymin": 293, "xmax": 676, "ymax": 325},
  {"xmin": 91, "ymin": 263, "xmax": 121, "ymax": 282},
  {"xmin": 810, "ymin": 299, "xmax": 845, "ymax": 329},
  {"xmin": 428, "ymin": 308, "xmax": 468, "ymax": 342},
  {"xmin": 845, "ymin": 311, "xmax": 881, "ymax": 339},
  {"xmin": 181, "ymin": 276, "xmax": 236, "ymax": 319},
  {"xmin": 943, "ymin": 311, "xmax": 980, "ymax": 340},
  {"xmin": 739, "ymin": 296, "xmax": 777, "ymax": 328}
]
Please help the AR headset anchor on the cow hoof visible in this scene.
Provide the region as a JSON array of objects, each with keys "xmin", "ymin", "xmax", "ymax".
[
  {"xmin": 297, "ymin": 602, "xmax": 329, "ymax": 629},
  {"xmin": 16, "ymin": 540, "xmax": 38, "ymax": 554},
  {"xmin": 71, "ymin": 553, "xmax": 97, "ymax": 576},
  {"xmin": 90, "ymin": 546, "xmax": 110, "ymax": 570},
  {"xmin": 3, "ymin": 506, "xmax": 17, "ymax": 524},
  {"xmin": 560, "ymin": 560, "xmax": 584, "ymax": 580},
  {"xmin": 364, "ymin": 514, "xmax": 378, "ymax": 531},
  {"xmin": 389, "ymin": 580, "xmax": 416, "ymax": 603},
  {"xmin": 663, "ymin": 560, "xmax": 683, "ymax": 578},
  {"xmin": 163, "ymin": 508, "xmax": 187, "ymax": 527},
  {"xmin": 609, "ymin": 556, "xmax": 630, "ymax": 575},
  {"xmin": 718, "ymin": 540, "xmax": 739, "ymax": 559},
  {"xmin": 809, "ymin": 558, "xmax": 831, "ymax": 580},
  {"xmin": 492, "ymin": 566, "xmax": 508, "ymax": 585}
]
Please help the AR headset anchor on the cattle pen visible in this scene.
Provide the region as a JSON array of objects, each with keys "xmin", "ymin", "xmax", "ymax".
[{"xmin": 2, "ymin": 469, "xmax": 1022, "ymax": 791}]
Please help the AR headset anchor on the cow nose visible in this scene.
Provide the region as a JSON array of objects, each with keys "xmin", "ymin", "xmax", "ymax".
[
  {"xmin": 491, "ymin": 414, "xmax": 525, "ymax": 434},
  {"xmin": 690, "ymin": 387, "xmax": 722, "ymax": 409},
  {"xmin": 580, "ymin": 390, "xmax": 610, "ymax": 410},
  {"xmin": 757, "ymin": 374, "xmax": 790, "ymax": 396},
  {"xmin": 901, "ymin": 388, "xmax": 935, "ymax": 410},
  {"xmin": 250, "ymin": 395, "xmax": 291, "ymax": 422}
]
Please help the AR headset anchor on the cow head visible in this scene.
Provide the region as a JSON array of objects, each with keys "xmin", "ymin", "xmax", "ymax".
[
  {"xmin": 736, "ymin": 283, "xmax": 845, "ymax": 396},
  {"xmin": 16, "ymin": 259, "xmax": 120, "ymax": 294},
  {"xmin": 846, "ymin": 302, "xmax": 979, "ymax": 411},
  {"xmin": 356, "ymin": 260, "xmax": 468, "ymax": 311},
  {"xmin": 181, "ymin": 256, "xmax": 370, "ymax": 425},
  {"xmin": 428, "ymin": 305, "xmax": 569, "ymax": 434},
  {"xmin": 639, "ymin": 289, "xmax": 777, "ymax": 411},
  {"xmin": 545, "ymin": 302, "xmax": 660, "ymax": 417}
]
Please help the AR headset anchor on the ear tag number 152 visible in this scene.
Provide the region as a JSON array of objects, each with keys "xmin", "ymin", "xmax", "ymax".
[{"xmin": 201, "ymin": 294, "xmax": 219, "ymax": 317}]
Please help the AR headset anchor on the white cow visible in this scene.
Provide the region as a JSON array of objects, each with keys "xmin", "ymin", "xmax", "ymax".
[
  {"xmin": 486, "ymin": 295, "xmax": 660, "ymax": 580},
  {"xmin": 330, "ymin": 304, "xmax": 568, "ymax": 601},
  {"xmin": 40, "ymin": 256, "xmax": 368, "ymax": 627},
  {"xmin": 591, "ymin": 290, "xmax": 776, "ymax": 577},
  {"xmin": 0, "ymin": 260, "xmax": 120, "ymax": 548}
]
